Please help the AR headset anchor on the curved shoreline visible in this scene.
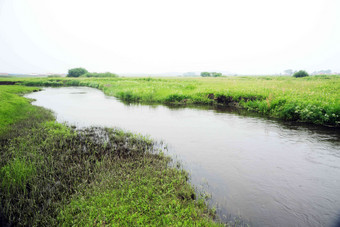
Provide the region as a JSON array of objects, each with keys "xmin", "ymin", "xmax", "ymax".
[
  {"xmin": 0, "ymin": 86, "xmax": 221, "ymax": 226},
  {"xmin": 1, "ymin": 75, "xmax": 338, "ymax": 127}
]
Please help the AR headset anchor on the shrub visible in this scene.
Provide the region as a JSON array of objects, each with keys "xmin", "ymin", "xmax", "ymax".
[
  {"xmin": 200, "ymin": 72, "xmax": 211, "ymax": 77},
  {"xmin": 200, "ymin": 72, "xmax": 222, "ymax": 77},
  {"xmin": 81, "ymin": 72, "xmax": 118, "ymax": 78},
  {"xmin": 165, "ymin": 94, "xmax": 188, "ymax": 102},
  {"xmin": 67, "ymin": 68, "xmax": 88, "ymax": 77},
  {"xmin": 293, "ymin": 70, "xmax": 309, "ymax": 78},
  {"xmin": 211, "ymin": 72, "xmax": 222, "ymax": 77}
]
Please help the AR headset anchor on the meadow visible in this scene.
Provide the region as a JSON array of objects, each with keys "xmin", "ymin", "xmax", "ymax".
[
  {"xmin": 0, "ymin": 86, "xmax": 220, "ymax": 226},
  {"xmin": 2, "ymin": 75, "xmax": 339, "ymax": 126},
  {"xmin": 1, "ymin": 75, "xmax": 339, "ymax": 225}
]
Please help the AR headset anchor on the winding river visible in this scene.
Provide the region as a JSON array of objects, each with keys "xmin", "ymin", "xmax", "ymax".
[{"xmin": 26, "ymin": 87, "xmax": 340, "ymax": 227}]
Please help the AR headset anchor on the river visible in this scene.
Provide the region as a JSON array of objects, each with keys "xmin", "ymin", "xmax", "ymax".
[{"xmin": 26, "ymin": 87, "xmax": 340, "ymax": 227}]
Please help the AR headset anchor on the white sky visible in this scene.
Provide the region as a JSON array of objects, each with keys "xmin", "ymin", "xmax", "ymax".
[{"xmin": 0, "ymin": 0, "xmax": 339, "ymax": 75}]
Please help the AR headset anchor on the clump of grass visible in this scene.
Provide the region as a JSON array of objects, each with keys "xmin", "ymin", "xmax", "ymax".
[
  {"xmin": 0, "ymin": 85, "xmax": 44, "ymax": 135},
  {"xmin": 58, "ymin": 152, "xmax": 217, "ymax": 226},
  {"xmin": 0, "ymin": 158, "xmax": 36, "ymax": 194}
]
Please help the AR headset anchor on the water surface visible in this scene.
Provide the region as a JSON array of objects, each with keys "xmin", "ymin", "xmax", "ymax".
[{"xmin": 27, "ymin": 87, "xmax": 340, "ymax": 227}]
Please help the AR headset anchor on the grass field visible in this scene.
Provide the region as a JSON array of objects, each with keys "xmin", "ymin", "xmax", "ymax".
[
  {"xmin": 0, "ymin": 86, "xmax": 44, "ymax": 135},
  {"xmin": 1, "ymin": 76, "xmax": 338, "ymax": 225},
  {"xmin": 0, "ymin": 85, "xmax": 220, "ymax": 226},
  {"xmin": 2, "ymin": 75, "xmax": 339, "ymax": 126}
]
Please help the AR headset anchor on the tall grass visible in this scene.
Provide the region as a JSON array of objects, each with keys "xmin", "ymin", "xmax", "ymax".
[
  {"xmin": 0, "ymin": 158, "xmax": 36, "ymax": 194},
  {"xmin": 4, "ymin": 75, "xmax": 339, "ymax": 126},
  {"xmin": 0, "ymin": 85, "xmax": 44, "ymax": 135}
]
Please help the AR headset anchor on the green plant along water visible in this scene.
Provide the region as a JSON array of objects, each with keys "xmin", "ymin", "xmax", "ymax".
[
  {"xmin": 0, "ymin": 86, "xmax": 220, "ymax": 226},
  {"xmin": 0, "ymin": 85, "xmax": 43, "ymax": 135},
  {"xmin": 2, "ymin": 75, "xmax": 339, "ymax": 126}
]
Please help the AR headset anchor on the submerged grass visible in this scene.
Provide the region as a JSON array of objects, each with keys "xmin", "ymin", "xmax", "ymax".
[
  {"xmin": 2, "ymin": 75, "xmax": 339, "ymax": 126},
  {"xmin": 0, "ymin": 85, "xmax": 221, "ymax": 226}
]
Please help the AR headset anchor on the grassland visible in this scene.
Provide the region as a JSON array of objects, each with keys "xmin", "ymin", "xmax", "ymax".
[
  {"xmin": 2, "ymin": 75, "xmax": 339, "ymax": 126},
  {"xmin": 0, "ymin": 86, "xmax": 44, "ymax": 135},
  {"xmin": 2, "ymin": 76, "xmax": 338, "ymax": 225},
  {"xmin": 0, "ymin": 86, "xmax": 220, "ymax": 226}
]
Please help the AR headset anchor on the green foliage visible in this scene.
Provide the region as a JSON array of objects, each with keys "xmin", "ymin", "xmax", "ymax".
[
  {"xmin": 81, "ymin": 72, "xmax": 118, "ymax": 77},
  {"xmin": 58, "ymin": 153, "xmax": 218, "ymax": 226},
  {"xmin": 165, "ymin": 94, "xmax": 188, "ymax": 103},
  {"xmin": 284, "ymin": 69, "xmax": 293, "ymax": 75},
  {"xmin": 67, "ymin": 67, "xmax": 88, "ymax": 77},
  {"xmin": 0, "ymin": 88, "xmax": 219, "ymax": 226},
  {"xmin": 1, "ymin": 122, "xmax": 219, "ymax": 226},
  {"xmin": 2, "ymin": 75, "xmax": 340, "ymax": 126},
  {"xmin": 0, "ymin": 85, "xmax": 44, "ymax": 135},
  {"xmin": 293, "ymin": 70, "xmax": 309, "ymax": 78},
  {"xmin": 211, "ymin": 72, "xmax": 222, "ymax": 77},
  {"xmin": 200, "ymin": 72, "xmax": 222, "ymax": 77},
  {"xmin": 200, "ymin": 72, "xmax": 211, "ymax": 77},
  {"xmin": 2, "ymin": 74, "xmax": 338, "ymax": 225},
  {"xmin": 0, "ymin": 158, "xmax": 36, "ymax": 194}
]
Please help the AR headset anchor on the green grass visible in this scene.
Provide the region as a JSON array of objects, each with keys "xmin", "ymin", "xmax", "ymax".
[
  {"xmin": 2, "ymin": 75, "xmax": 339, "ymax": 126},
  {"xmin": 81, "ymin": 72, "xmax": 118, "ymax": 78},
  {"xmin": 0, "ymin": 158, "xmax": 36, "ymax": 194},
  {"xmin": 0, "ymin": 85, "xmax": 221, "ymax": 226},
  {"xmin": 59, "ymin": 151, "xmax": 216, "ymax": 226},
  {"xmin": 0, "ymin": 85, "xmax": 42, "ymax": 135}
]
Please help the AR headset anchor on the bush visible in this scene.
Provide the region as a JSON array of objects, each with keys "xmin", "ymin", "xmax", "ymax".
[
  {"xmin": 211, "ymin": 72, "xmax": 222, "ymax": 77},
  {"xmin": 67, "ymin": 68, "xmax": 88, "ymax": 77},
  {"xmin": 81, "ymin": 72, "xmax": 118, "ymax": 78},
  {"xmin": 293, "ymin": 70, "xmax": 309, "ymax": 78},
  {"xmin": 200, "ymin": 72, "xmax": 222, "ymax": 77},
  {"xmin": 200, "ymin": 72, "xmax": 211, "ymax": 77}
]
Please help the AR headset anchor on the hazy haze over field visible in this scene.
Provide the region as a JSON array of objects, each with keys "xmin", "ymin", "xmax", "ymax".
[{"xmin": 0, "ymin": 0, "xmax": 339, "ymax": 75}]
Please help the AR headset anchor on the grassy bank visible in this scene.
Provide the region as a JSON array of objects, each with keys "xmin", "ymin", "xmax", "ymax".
[
  {"xmin": 0, "ymin": 86, "xmax": 220, "ymax": 226},
  {"xmin": 0, "ymin": 86, "xmax": 45, "ymax": 135},
  {"xmin": 2, "ymin": 75, "xmax": 339, "ymax": 126}
]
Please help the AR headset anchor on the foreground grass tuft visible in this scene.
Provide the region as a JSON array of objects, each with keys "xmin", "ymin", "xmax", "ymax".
[
  {"xmin": 59, "ymin": 152, "xmax": 216, "ymax": 226},
  {"xmin": 0, "ymin": 158, "xmax": 36, "ymax": 194}
]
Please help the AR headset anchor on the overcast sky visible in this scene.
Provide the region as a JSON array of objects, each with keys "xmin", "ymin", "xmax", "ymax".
[{"xmin": 0, "ymin": 0, "xmax": 339, "ymax": 75}]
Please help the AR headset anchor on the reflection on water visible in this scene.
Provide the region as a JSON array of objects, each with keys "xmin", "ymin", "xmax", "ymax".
[{"xmin": 26, "ymin": 87, "xmax": 340, "ymax": 227}]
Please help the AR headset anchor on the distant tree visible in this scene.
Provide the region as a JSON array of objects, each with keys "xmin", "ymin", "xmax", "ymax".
[
  {"xmin": 284, "ymin": 69, "xmax": 293, "ymax": 75},
  {"xmin": 200, "ymin": 72, "xmax": 222, "ymax": 77},
  {"xmin": 211, "ymin": 72, "xmax": 222, "ymax": 77},
  {"xmin": 319, "ymin": 69, "xmax": 332, "ymax": 74},
  {"xmin": 82, "ymin": 72, "xmax": 118, "ymax": 77},
  {"xmin": 200, "ymin": 72, "xmax": 211, "ymax": 77},
  {"xmin": 67, "ymin": 68, "xmax": 88, "ymax": 77},
  {"xmin": 293, "ymin": 70, "xmax": 309, "ymax": 78}
]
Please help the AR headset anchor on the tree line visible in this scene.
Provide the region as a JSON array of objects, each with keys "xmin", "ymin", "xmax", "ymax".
[{"xmin": 200, "ymin": 72, "xmax": 222, "ymax": 77}]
